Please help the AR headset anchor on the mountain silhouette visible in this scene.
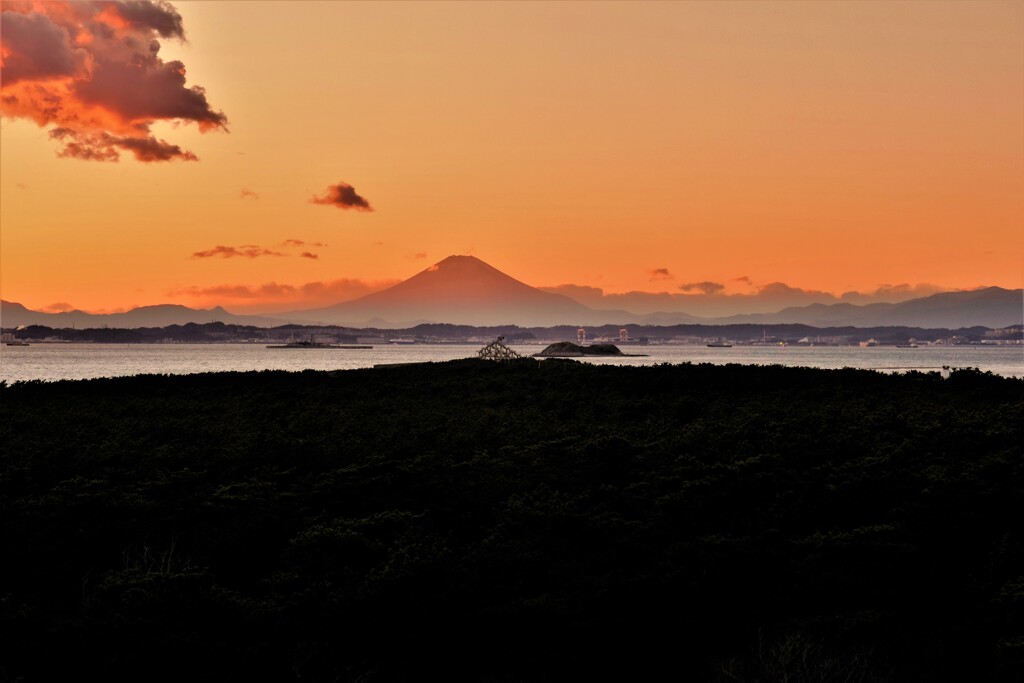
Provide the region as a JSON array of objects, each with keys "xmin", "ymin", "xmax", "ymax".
[{"xmin": 284, "ymin": 255, "xmax": 605, "ymax": 326}]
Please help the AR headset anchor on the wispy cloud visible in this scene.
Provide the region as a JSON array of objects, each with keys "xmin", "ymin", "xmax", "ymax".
[
  {"xmin": 310, "ymin": 182, "xmax": 373, "ymax": 211},
  {"xmin": 299, "ymin": 252, "xmax": 319, "ymax": 260},
  {"xmin": 192, "ymin": 245, "xmax": 284, "ymax": 259},
  {"xmin": 649, "ymin": 268, "xmax": 673, "ymax": 281},
  {"xmin": 240, "ymin": 188, "xmax": 259, "ymax": 199},
  {"xmin": 0, "ymin": 1, "xmax": 227, "ymax": 163}
]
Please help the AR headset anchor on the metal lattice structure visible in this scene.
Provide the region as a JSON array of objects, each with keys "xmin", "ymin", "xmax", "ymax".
[{"xmin": 477, "ymin": 336, "xmax": 524, "ymax": 361}]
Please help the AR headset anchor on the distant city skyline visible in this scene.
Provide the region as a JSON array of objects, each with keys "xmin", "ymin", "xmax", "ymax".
[{"xmin": 2, "ymin": 1, "xmax": 1021, "ymax": 315}]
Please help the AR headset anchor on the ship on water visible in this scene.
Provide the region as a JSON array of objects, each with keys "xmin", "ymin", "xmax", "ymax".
[{"xmin": 266, "ymin": 335, "xmax": 370, "ymax": 349}]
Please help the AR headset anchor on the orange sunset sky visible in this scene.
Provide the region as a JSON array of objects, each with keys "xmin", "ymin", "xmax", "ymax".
[{"xmin": 1, "ymin": 0, "xmax": 1022, "ymax": 316}]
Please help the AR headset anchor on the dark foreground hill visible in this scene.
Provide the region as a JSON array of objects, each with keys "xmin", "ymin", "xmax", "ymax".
[{"xmin": 1, "ymin": 361, "xmax": 1022, "ymax": 682}]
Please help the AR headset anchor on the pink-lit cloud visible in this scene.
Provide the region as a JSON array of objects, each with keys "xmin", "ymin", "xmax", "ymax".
[
  {"xmin": 0, "ymin": 1, "xmax": 227, "ymax": 162},
  {"xmin": 41, "ymin": 301, "xmax": 76, "ymax": 313},
  {"xmin": 310, "ymin": 182, "xmax": 373, "ymax": 211},
  {"xmin": 168, "ymin": 277, "xmax": 400, "ymax": 312},
  {"xmin": 839, "ymin": 283, "xmax": 947, "ymax": 304}
]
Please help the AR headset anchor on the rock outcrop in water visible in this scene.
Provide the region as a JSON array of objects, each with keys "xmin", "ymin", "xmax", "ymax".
[{"xmin": 534, "ymin": 341, "xmax": 624, "ymax": 357}]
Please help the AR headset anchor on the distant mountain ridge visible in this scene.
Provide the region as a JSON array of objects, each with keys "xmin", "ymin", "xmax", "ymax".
[
  {"xmin": 0, "ymin": 301, "xmax": 282, "ymax": 329},
  {"xmin": 709, "ymin": 287, "xmax": 1023, "ymax": 328},
  {"xmin": 3, "ymin": 257, "xmax": 1021, "ymax": 329}
]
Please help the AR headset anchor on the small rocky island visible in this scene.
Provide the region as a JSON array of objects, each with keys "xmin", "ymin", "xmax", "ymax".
[{"xmin": 534, "ymin": 341, "xmax": 646, "ymax": 357}]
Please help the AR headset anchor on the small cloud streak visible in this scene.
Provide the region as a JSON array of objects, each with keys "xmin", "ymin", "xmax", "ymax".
[
  {"xmin": 410, "ymin": 252, "xmax": 427, "ymax": 260},
  {"xmin": 678, "ymin": 281, "xmax": 725, "ymax": 295},
  {"xmin": 299, "ymin": 252, "xmax": 318, "ymax": 260},
  {"xmin": 649, "ymin": 268, "xmax": 673, "ymax": 281},
  {"xmin": 42, "ymin": 302, "xmax": 76, "ymax": 313},
  {"xmin": 282, "ymin": 239, "xmax": 327, "ymax": 248},
  {"xmin": 192, "ymin": 245, "xmax": 284, "ymax": 259},
  {"xmin": 240, "ymin": 188, "xmax": 259, "ymax": 199},
  {"xmin": 310, "ymin": 182, "xmax": 373, "ymax": 211},
  {"xmin": 0, "ymin": 1, "xmax": 227, "ymax": 163}
]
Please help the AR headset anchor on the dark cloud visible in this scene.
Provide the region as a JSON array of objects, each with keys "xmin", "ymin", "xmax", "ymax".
[
  {"xmin": 299, "ymin": 252, "xmax": 318, "ymax": 260},
  {"xmin": 112, "ymin": 1, "xmax": 185, "ymax": 38},
  {"xmin": 74, "ymin": 58, "xmax": 227, "ymax": 130},
  {"xmin": 240, "ymin": 188, "xmax": 259, "ymax": 199},
  {"xmin": 678, "ymin": 281, "xmax": 725, "ymax": 295},
  {"xmin": 0, "ymin": 1, "xmax": 226, "ymax": 163},
  {"xmin": 192, "ymin": 245, "xmax": 284, "ymax": 259},
  {"xmin": 282, "ymin": 239, "xmax": 327, "ymax": 247},
  {"xmin": 732, "ymin": 276, "xmax": 753, "ymax": 285},
  {"xmin": 49, "ymin": 129, "xmax": 199, "ymax": 162},
  {"xmin": 649, "ymin": 268, "xmax": 673, "ymax": 280},
  {"xmin": 310, "ymin": 182, "xmax": 373, "ymax": 211}
]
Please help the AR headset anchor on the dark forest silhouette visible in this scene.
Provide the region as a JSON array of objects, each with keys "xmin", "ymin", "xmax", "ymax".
[{"xmin": 1, "ymin": 361, "xmax": 1022, "ymax": 681}]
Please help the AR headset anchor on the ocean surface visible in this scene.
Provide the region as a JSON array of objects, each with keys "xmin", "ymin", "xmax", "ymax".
[{"xmin": 1, "ymin": 342, "xmax": 1022, "ymax": 383}]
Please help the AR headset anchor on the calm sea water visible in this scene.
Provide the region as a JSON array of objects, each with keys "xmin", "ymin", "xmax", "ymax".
[{"xmin": 1, "ymin": 343, "xmax": 1021, "ymax": 383}]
